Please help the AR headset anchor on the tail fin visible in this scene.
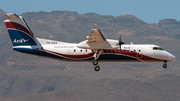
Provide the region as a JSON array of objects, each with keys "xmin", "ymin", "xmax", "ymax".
[{"xmin": 4, "ymin": 14, "xmax": 37, "ymax": 46}]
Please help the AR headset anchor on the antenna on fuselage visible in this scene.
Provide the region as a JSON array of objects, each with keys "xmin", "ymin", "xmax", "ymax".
[{"xmin": 131, "ymin": 42, "xmax": 133, "ymax": 45}]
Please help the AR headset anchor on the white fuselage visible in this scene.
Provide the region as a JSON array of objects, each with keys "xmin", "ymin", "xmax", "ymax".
[{"xmin": 13, "ymin": 38, "xmax": 176, "ymax": 62}]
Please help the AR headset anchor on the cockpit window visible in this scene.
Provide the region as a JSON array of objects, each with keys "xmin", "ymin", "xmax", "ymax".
[{"xmin": 153, "ymin": 47, "xmax": 164, "ymax": 50}]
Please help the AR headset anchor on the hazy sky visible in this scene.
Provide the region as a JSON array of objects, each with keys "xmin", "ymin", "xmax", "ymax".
[{"xmin": 1, "ymin": 0, "xmax": 180, "ymax": 23}]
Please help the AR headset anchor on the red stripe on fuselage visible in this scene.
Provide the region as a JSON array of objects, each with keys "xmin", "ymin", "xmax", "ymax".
[
  {"xmin": 141, "ymin": 55, "xmax": 163, "ymax": 62},
  {"xmin": 104, "ymin": 49, "xmax": 143, "ymax": 62},
  {"xmin": 104, "ymin": 49, "xmax": 163, "ymax": 62},
  {"xmin": 5, "ymin": 22, "xmax": 35, "ymax": 39},
  {"xmin": 104, "ymin": 49, "xmax": 137, "ymax": 57},
  {"xmin": 45, "ymin": 50, "xmax": 94, "ymax": 59},
  {"xmin": 45, "ymin": 49, "xmax": 163, "ymax": 62}
]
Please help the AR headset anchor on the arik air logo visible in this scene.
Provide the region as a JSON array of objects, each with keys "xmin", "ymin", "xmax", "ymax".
[{"xmin": 13, "ymin": 38, "xmax": 29, "ymax": 43}]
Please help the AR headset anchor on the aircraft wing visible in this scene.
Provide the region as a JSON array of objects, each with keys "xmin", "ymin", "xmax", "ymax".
[
  {"xmin": 87, "ymin": 29, "xmax": 106, "ymax": 43},
  {"xmin": 77, "ymin": 29, "xmax": 119, "ymax": 49}
]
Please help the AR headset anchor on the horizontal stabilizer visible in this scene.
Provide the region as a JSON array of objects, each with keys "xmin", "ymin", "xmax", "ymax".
[{"xmin": 5, "ymin": 14, "xmax": 19, "ymax": 19}]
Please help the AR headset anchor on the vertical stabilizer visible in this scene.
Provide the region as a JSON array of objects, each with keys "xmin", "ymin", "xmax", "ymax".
[{"xmin": 4, "ymin": 14, "xmax": 37, "ymax": 46}]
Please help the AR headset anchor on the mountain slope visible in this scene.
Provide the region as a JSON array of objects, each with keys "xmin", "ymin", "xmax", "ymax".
[
  {"xmin": 0, "ymin": 10, "xmax": 179, "ymax": 100},
  {"xmin": 2, "ymin": 76, "xmax": 180, "ymax": 101}
]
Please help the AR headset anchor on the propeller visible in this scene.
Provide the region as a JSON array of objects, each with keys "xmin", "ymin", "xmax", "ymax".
[{"xmin": 118, "ymin": 35, "xmax": 124, "ymax": 50}]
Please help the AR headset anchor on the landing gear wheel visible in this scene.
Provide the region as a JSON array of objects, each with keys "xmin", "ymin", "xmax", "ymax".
[
  {"xmin": 94, "ymin": 65, "xmax": 100, "ymax": 71},
  {"xmin": 163, "ymin": 64, "xmax": 167, "ymax": 68},
  {"xmin": 163, "ymin": 61, "xmax": 167, "ymax": 68},
  {"xmin": 93, "ymin": 60, "xmax": 98, "ymax": 65}
]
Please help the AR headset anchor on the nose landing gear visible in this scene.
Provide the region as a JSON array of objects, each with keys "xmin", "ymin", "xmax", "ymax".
[{"xmin": 163, "ymin": 61, "xmax": 167, "ymax": 68}]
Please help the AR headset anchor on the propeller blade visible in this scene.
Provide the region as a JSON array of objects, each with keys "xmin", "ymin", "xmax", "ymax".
[{"xmin": 118, "ymin": 35, "xmax": 124, "ymax": 50}]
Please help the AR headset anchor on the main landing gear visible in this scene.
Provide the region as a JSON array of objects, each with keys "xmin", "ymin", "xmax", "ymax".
[
  {"xmin": 94, "ymin": 65, "xmax": 100, "ymax": 71},
  {"xmin": 93, "ymin": 49, "xmax": 103, "ymax": 71},
  {"xmin": 163, "ymin": 61, "xmax": 167, "ymax": 68},
  {"xmin": 93, "ymin": 60, "xmax": 98, "ymax": 65}
]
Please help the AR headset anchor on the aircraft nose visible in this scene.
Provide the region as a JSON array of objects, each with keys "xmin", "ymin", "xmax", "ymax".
[{"xmin": 168, "ymin": 53, "xmax": 176, "ymax": 61}]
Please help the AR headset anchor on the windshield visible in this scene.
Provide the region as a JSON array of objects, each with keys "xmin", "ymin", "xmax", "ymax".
[{"xmin": 153, "ymin": 47, "xmax": 164, "ymax": 50}]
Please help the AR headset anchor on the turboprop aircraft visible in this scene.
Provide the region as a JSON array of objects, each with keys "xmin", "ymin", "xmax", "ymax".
[{"xmin": 4, "ymin": 13, "xmax": 176, "ymax": 71}]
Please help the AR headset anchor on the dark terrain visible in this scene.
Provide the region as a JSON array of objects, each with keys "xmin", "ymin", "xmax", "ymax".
[{"xmin": 0, "ymin": 9, "xmax": 179, "ymax": 101}]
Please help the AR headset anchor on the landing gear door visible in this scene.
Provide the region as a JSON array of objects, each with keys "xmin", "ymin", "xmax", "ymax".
[{"xmin": 137, "ymin": 47, "xmax": 143, "ymax": 58}]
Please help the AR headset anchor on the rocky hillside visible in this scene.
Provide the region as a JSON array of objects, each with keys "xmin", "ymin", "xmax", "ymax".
[{"xmin": 0, "ymin": 10, "xmax": 179, "ymax": 101}]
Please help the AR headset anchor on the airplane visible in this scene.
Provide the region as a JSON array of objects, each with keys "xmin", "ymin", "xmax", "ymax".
[{"xmin": 4, "ymin": 13, "xmax": 176, "ymax": 71}]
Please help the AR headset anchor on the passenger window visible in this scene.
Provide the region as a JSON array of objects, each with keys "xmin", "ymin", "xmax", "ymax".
[
  {"xmin": 125, "ymin": 50, "xmax": 127, "ymax": 52},
  {"xmin": 134, "ymin": 50, "xmax": 136, "ymax": 52},
  {"xmin": 118, "ymin": 50, "xmax": 120, "ymax": 52},
  {"xmin": 80, "ymin": 50, "xmax": 82, "ymax": 52},
  {"xmin": 114, "ymin": 50, "xmax": 116, "ymax": 52},
  {"xmin": 111, "ymin": 50, "xmax": 113, "ymax": 52},
  {"xmin": 86, "ymin": 50, "xmax": 87, "ymax": 52}
]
